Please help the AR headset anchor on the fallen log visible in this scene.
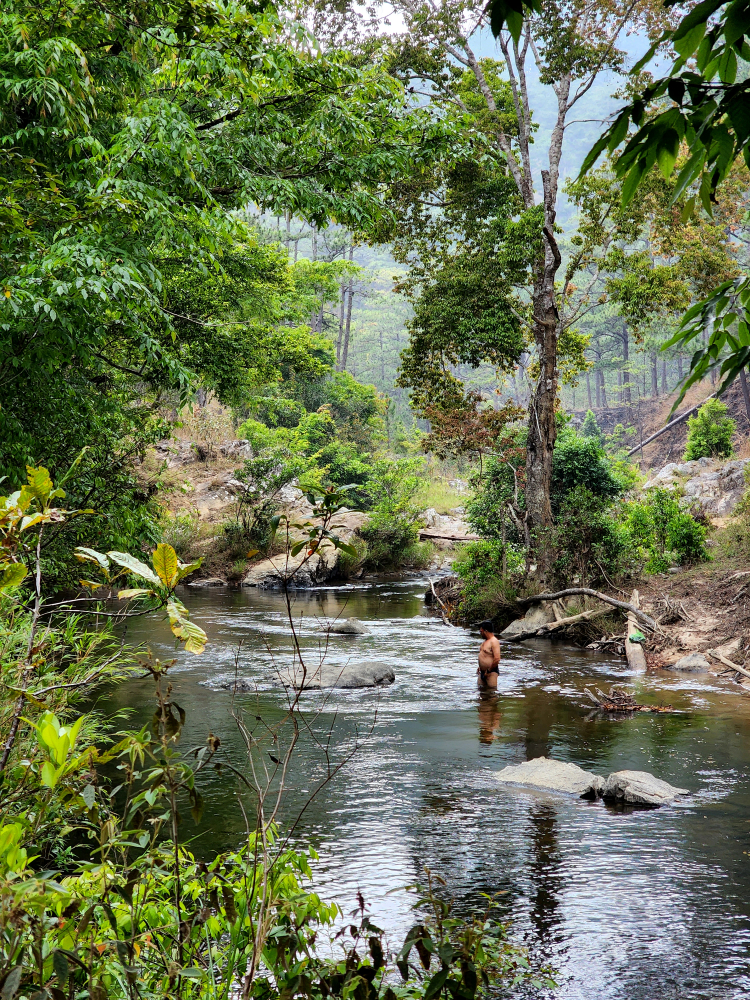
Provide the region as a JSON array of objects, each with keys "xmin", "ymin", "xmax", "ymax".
[
  {"xmin": 419, "ymin": 530, "xmax": 482, "ymax": 541},
  {"xmin": 625, "ymin": 390, "xmax": 716, "ymax": 457},
  {"xmin": 706, "ymin": 648, "xmax": 750, "ymax": 680},
  {"xmin": 501, "ymin": 606, "xmax": 611, "ymax": 642},
  {"xmin": 624, "ymin": 589, "xmax": 647, "ymax": 673},
  {"xmin": 516, "ymin": 588, "xmax": 657, "ymax": 631}
]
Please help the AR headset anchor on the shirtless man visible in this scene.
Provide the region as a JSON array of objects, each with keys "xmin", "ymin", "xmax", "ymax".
[{"xmin": 477, "ymin": 620, "xmax": 501, "ymax": 689}]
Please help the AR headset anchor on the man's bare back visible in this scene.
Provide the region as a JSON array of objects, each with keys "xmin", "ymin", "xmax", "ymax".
[{"xmin": 477, "ymin": 621, "xmax": 501, "ymax": 689}]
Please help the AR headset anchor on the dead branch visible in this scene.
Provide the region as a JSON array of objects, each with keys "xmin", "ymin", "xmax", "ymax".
[
  {"xmin": 706, "ymin": 648, "xmax": 750, "ymax": 681},
  {"xmin": 516, "ymin": 588, "xmax": 657, "ymax": 630}
]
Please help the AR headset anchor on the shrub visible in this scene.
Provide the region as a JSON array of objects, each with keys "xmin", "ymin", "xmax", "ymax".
[
  {"xmin": 551, "ymin": 429, "xmax": 624, "ymax": 513},
  {"xmin": 580, "ymin": 408, "xmax": 604, "ymax": 443},
  {"xmin": 453, "ymin": 539, "xmax": 524, "ymax": 623},
  {"xmin": 551, "ymin": 486, "xmax": 633, "ymax": 586},
  {"xmin": 684, "ymin": 398, "xmax": 735, "ymax": 460},
  {"xmin": 466, "ymin": 457, "xmax": 519, "ymax": 540},
  {"xmin": 624, "ymin": 488, "xmax": 709, "ymax": 568}
]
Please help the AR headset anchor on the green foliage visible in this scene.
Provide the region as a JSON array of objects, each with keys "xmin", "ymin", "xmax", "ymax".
[
  {"xmin": 551, "ymin": 487, "xmax": 632, "ymax": 586},
  {"xmin": 466, "ymin": 458, "xmax": 520, "ymax": 541},
  {"xmin": 684, "ymin": 399, "xmax": 736, "ymax": 461},
  {"xmin": 551, "ymin": 429, "xmax": 625, "ymax": 513},
  {"xmin": 625, "ymin": 488, "xmax": 708, "ymax": 570},
  {"xmin": 359, "ymin": 457, "xmax": 426, "ymax": 568},
  {"xmin": 580, "ymin": 409, "xmax": 604, "ymax": 443},
  {"xmin": 453, "ymin": 540, "xmax": 523, "ymax": 623}
]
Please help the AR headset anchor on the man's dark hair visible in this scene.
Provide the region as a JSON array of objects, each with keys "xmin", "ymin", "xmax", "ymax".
[{"xmin": 478, "ymin": 620, "xmax": 494, "ymax": 633}]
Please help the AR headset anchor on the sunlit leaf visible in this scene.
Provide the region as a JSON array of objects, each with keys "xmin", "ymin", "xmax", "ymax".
[
  {"xmin": 152, "ymin": 542, "xmax": 178, "ymax": 587},
  {"xmin": 107, "ymin": 552, "xmax": 161, "ymax": 587}
]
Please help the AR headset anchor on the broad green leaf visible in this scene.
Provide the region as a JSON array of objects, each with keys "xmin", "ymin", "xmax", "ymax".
[
  {"xmin": 40, "ymin": 761, "xmax": 57, "ymax": 788},
  {"xmin": 107, "ymin": 552, "xmax": 161, "ymax": 587},
  {"xmin": 152, "ymin": 542, "xmax": 178, "ymax": 587},
  {"xmin": 0, "ymin": 563, "xmax": 27, "ymax": 592},
  {"xmin": 174, "ymin": 557, "xmax": 203, "ymax": 584},
  {"xmin": 117, "ymin": 588, "xmax": 153, "ymax": 600},
  {"xmin": 24, "ymin": 466, "xmax": 54, "ymax": 501}
]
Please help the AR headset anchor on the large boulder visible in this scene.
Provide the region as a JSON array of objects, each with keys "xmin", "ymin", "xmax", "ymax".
[
  {"xmin": 493, "ymin": 757, "xmax": 604, "ymax": 798},
  {"xmin": 187, "ymin": 577, "xmax": 227, "ymax": 588},
  {"xmin": 602, "ymin": 770, "xmax": 688, "ymax": 807},
  {"xmin": 500, "ymin": 603, "xmax": 556, "ymax": 640},
  {"xmin": 242, "ymin": 512, "xmax": 367, "ymax": 588},
  {"xmin": 322, "ymin": 617, "xmax": 371, "ymax": 635},
  {"xmin": 666, "ymin": 652, "xmax": 710, "ymax": 672},
  {"xmin": 276, "ymin": 660, "xmax": 395, "ymax": 690}
]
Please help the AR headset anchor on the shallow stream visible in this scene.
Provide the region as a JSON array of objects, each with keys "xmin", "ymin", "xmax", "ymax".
[{"xmin": 100, "ymin": 580, "xmax": 750, "ymax": 999}]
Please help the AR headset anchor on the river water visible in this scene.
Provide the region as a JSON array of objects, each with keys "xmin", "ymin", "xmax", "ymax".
[{"xmin": 101, "ymin": 580, "xmax": 750, "ymax": 999}]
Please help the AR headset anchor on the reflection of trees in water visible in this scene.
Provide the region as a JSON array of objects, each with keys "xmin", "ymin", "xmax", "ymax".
[{"xmin": 525, "ymin": 804, "xmax": 564, "ymax": 962}]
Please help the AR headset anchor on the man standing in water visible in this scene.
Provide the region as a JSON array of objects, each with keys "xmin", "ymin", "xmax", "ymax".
[{"xmin": 477, "ymin": 620, "xmax": 501, "ymax": 689}]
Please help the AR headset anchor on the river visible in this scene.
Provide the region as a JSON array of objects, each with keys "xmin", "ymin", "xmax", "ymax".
[{"xmin": 100, "ymin": 579, "xmax": 750, "ymax": 999}]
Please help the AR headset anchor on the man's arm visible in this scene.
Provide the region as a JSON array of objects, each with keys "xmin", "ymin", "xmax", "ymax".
[{"xmin": 491, "ymin": 637, "xmax": 501, "ymax": 668}]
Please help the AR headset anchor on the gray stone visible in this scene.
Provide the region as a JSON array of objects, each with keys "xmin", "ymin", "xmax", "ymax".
[
  {"xmin": 277, "ymin": 660, "xmax": 395, "ymax": 690},
  {"xmin": 676, "ymin": 461, "xmax": 699, "ymax": 476},
  {"xmin": 200, "ymin": 675, "xmax": 255, "ymax": 691},
  {"xmin": 602, "ymin": 770, "xmax": 689, "ymax": 807},
  {"xmin": 655, "ymin": 462, "xmax": 679, "ymax": 480},
  {"xmin": 667, "ymin": 652, "xmax": 711, "ymax": 672},
  {"xmin": 187, "ymin": 576, "xmax": 227, "ymax": 587},
  {"xmin": 500, "ymin": 602, "xmax": 556, "ymax": 639},
  {"xmin": 717, "ymin": 490, "xmax": 744, "ymax": 516},
  {"xmin": 493, "ymin": 757, "xmax": 604, "ymax": 798},
  {"xmin": 323, "ymin": 617, "xmax": 371, "ymax": 635}
]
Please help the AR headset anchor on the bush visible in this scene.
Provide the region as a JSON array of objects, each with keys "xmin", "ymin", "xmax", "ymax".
[
  {"xmin": 551, "ymin": 486, "xmax": 633, "ymax": 586},
  {"xmin": 684, "ymin": 399, "xmax": 735, "ymax": 460},
  {"xmin": 580, "ymin": 408, "xmax": 604, "ymax": 443},
  {"xmin": 359, "ymin": 457, "xmax": 427, "ymax": 569},
  {"xmin": 624, "ymin": 488, "xmax": 709, "ymax": 569},
  {"xmin": 160, "ymin": 510, "xmax": 200, "ymax": 557},
  {"xmin": 551, "ymin": 429, "xmax": 624, "ymax": 512},
  {"xmin": 453, "ymin": 539, "xmax": 524, "ymax": 623},
  {"xmin": 466, "ymin": 457, "xmax": 519, "ymax": 540}
]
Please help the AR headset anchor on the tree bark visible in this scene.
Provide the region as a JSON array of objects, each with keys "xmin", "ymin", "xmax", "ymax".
[
  {"xmin": 600, "ymin": 369, "xmax": 608, "ymax": 409},
  {"xmin": 661, "ymin": 357, "xmax": 668, "ymax": 394},
  {"xmin": 586, "ymin": 369, "xmax": 593, "ymax": 408},
  {"xmin": 651, "ymin": 354, "xmax": 658, "ymax": 397},
  {"xmin": 739, "ymin": 366, "xmax": 750, "ymax": 425},
  {"xmin": 621, "ymin": 328, "xmax": 631, "ymax": 405},
  {"xmin": 341, "ymin": 275, "xmax": 354, "ymax": 371},
  {"xmin": 336, "ymin": 282, "xmax": 346, "ymax": 366}
]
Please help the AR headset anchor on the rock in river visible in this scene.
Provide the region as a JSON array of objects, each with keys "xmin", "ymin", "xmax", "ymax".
[
  {"xmin": 322, "ymin": 617, "xmax": 371, "ymax": 635},
  {"xmin": 602, "ymin": 770, "xmax": 689, "ymax": 807},
  {"xmin": 201, "ymin": 675, "xmax": 255, "ymax": 691},
  {"xmin": 493, "ymin": 757, "xmax": 604, "ymax": 798},
  {"xmin": 187, "ymin": 577, "xmax": 227, "ymax": 587},
  {"xmin": 666, "ymin": 652, "xmax": 710, "ymax": 672},
  {"xmin": 276, "ymin": 660, "xmax": 394, "ymax": 690}
]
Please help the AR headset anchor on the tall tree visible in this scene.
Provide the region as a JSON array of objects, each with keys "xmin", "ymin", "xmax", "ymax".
[{"xmin": 376, "ymin": 0, "xmax": 667, "ymax": 545}]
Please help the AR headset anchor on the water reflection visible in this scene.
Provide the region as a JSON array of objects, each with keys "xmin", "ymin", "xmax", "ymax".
[
  {"xmin": 477, "ymin": 694, "xmax": 501, "ymax": 745},
  {"xmin": 100, "ymin": 581, "xmax": 750, "ymax": 999}
]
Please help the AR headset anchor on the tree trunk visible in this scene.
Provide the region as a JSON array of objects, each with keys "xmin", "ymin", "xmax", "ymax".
[
  {"xmin": 336, "ymin": 282, "xmax": 346, "ymax": 366},
  {"xmin": 341, "ymin": 276, "xmax": 354, "ymax": 371},
  {"xmin": 739, "ymin": 367, "xmax": 750, "ymax": 425},
  {"xmin": 651, "ymin": 354, "xmax": 658, "ymax": 397},
  {"xmin": 661, "ymin": 358, "xmax": 668, "ymax": 393},
  {"xmin": 621, "ymin": 330, "xmax": 631, "ymax": 405},
  {"xmin": 600, "ymin": 370, "xmax": 608, "ymax": 409},
  {"xmin": 586, "ymin": 369, "xmax": 593, "ymax": 408},
  {"xmin": 595, "ymin": 368, "xmax": 601, "ymax": 408},
  {"xmin": 677, "ymin": 353, "xmax": 684, "ymax": 379},
  {"xmin": 525, "ymin": 172, "xmax": 561, "ymax": 540}
]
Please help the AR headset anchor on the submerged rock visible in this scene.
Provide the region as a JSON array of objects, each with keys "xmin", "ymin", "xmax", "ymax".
[
  {"xmin": 276, "ymin": 660, "xmax": 394, "ymax": 690},
  {"xmin": 667, "ymin": 652, "xmax": 710, "ymax": 672},
  {"xmin": 493, "ymin": 757, "xmax": 604, "ymax": 798},
  {"xmin": 322, "ymin": 617, "xmax": 371, "ymax": 635},
  {"xmin": 602, "ymin": 770, "xmax": 689, "ymax": 807},
  {"xmin": 187, "ymin": 577, "xmax": 227, "ymax": 587},
  {"xmin": 200, "ymin": 675, "xmax": 255, "ymax": 691}
]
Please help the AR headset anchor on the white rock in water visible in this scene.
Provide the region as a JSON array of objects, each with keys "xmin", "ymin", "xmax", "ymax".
[
  {"xmin": 187, "ymin": 577, "xmax": 227, "ymax": 587},
  {"xmin": 493, "ymin": 757, "xmax": 604, "ymax": 798},
  {"xmin": 667, "ymin": 652, "xmax": 710, "ymax": 672},
  {"xmin": 602, "ymin": 770, "xmax": 689, "ymax": 807},
  {"xmin": 323, "ymin": 617, "xmax": 371, "ymax": 635},
  {"xmin": 277, "ymin": 660, "xmax": 394, "ymax": 690}
]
